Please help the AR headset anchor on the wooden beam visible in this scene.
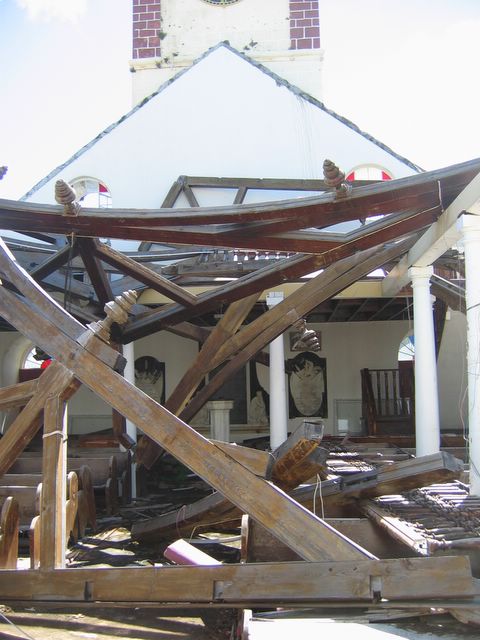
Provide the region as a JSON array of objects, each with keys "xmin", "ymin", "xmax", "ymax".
[
  {"xmin": 0, "ymin": 497, "xmax": 19, "ymax": 569},
  {"xmin": 1, "ymin": 159, "xmax": 479, "ymax": 236},
  {"xmin": 136, "ymin": 294, "xmax": 259, "ymax": 467},
  {"xmin": 40, "ymin": 394, "xmax": 67, "ymax": 569},
  {"xmin": 77, "ymin": 238, "xmax": 113, "ymax": 306},
  {"xmin": 122, "ymin": 253, "xmax": 319, "ymax": 340},
  {"xmin": 0, "ymin": 286, "xmax": 373, "ymax": 562},
  {"xmin": 0, "ymin": 362, "xmax": 79, "ymax": 478},
  {"xmin": 181, "ymin": 239, "xmax": 414, "ymax": 422},
  {"xmin": 0, "ymin": 380, "xmax": 39, "ymax": 410},
  {"xmin": 0, "ymin": 556, "xmax": 475, "ymax": 604},
  {"xmin": 0, "ymin": 240, "xmax": 124, "ymax": 372},
  {"xmin": 382, "ymin": 170, "xmax": 480, "ymax": 296},
  {"xmin": 29, "ymin": 240, "xmax": 79, "ymax": 281},
  {"xmin": 93, "ymin": 241, "xmax": 198, "ymax": 306}
]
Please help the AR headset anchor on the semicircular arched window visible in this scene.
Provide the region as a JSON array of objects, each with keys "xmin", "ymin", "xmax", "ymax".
[
  {"xmin": 70, "ymin": 177, "xmax": 112, "ymax": 208},
  {"xmin": 346, "ymin": 166, "xmax": 393, "ymax": 182}
]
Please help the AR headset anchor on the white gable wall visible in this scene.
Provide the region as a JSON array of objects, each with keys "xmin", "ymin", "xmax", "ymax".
[{"xmin": 29, "ymin": 47, "xmax": 415, "ymax": 207}]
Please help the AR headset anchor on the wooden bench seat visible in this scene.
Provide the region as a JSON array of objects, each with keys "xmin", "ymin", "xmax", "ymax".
[
  {"xmin": 0, "ymin": 472, "xmax": 81, "ymax": 569},
  {"xmin": 8, "ymin": 449, "xmax": 131, "ymax": 515},
  {"xmin": 0, "ymin": 497, "xmax": 19, "ymax": 569}
]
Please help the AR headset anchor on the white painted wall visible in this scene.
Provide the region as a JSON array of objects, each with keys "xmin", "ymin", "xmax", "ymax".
[
  {"xmin": 437, "ymin": 310, "xmax": 467, "ymax": 431},
  {"xmin": 29, "ymin": 46, "xmax": 415, "ymax": 208},
  {"xmin": 161, "ymin": 0, "xmax": 291, "ymax": 59},
  {"xmin": 131, "ymin": 0, "xmax": 324, "ymax": 103},
  {"xmin": 0, "ymin": 311, "xmax": 467, "ymax": 437}
]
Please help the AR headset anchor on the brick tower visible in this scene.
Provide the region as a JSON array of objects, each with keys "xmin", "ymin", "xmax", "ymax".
[{"xmin": 131, "ymin": 0, "xmax": 323, "ymax": 103}]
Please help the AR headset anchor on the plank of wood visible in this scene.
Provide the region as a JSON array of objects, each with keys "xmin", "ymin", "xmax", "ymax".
[
  {"xmin": 0, "ymin": 240, "xmax": 124, "ymax": 372},
  {"xmin": 0, "ymin": 285, "xmax": 372, "ymax": 562},
  {"xmin": 40, "ymin": 394, "xmax": 67, "ymax": 569},
  {"xmin": 136, "ymin": 293, "xmax": 259, "ymax": 467},
  {"xmin": 271, "ymin": 421, "xmax": 327, "ymax": 490},
  {"xmin": 0, "ymin": 486, "xmax": 39, "ymax": 525},
  {"xmin": 181, "ymin": 239, "xmax": 414, "ymax": 423},
  {"xmin": 77, "ymin": 238, "xmax": 113, "ymax": 306},
  {"xmin": 123, "ymin": 253, "xmax": 319, "ymax": 341},
  {"xmin": 0, "ymin": 362, "xmax": 80, "ymax": 478},
  {"xmin": 0, "ymin": 379, "xmax": 38, "ymax": 410},
  {"xmin": 94, "ymin": 241, "xmax": 198, "ymax": 306},
  {"xmin": 0, "ymin": 556, "xmax": 475, "ymax": 604},
  {"xmin": 29, "ymin": 240, "xmax": 79, "ymax": 280},
  {"xmin": 0, "ymin": 497, "xmax": 19, "ymax": 569},
  {"xmin": 0, "ymin": 474, "xmax": 42, "ymax": 487}
]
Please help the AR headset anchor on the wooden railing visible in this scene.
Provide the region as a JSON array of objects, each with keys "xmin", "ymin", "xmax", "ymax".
[{"xmin": 361, "ymin": 367, "xmax": 414, "ymax": 436}]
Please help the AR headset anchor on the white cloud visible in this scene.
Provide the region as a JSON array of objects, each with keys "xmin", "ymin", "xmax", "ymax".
[{"xmin": 16, "ymin": 0, "xmax": 87, "ymax": 22}]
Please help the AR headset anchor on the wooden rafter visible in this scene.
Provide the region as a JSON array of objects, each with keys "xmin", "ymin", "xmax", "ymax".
[
  {"xmin": 0, "ymin": 266, "xmax": 373, "ymax": 562},
  {"xmin": 77, "ymin": 238, "xmax": 113, "ymax": 306}
]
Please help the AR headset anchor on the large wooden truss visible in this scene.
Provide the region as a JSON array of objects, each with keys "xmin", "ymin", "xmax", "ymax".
[{"xmin": 0, "ymin": 159, "xmax": 480, "ymax": 615}]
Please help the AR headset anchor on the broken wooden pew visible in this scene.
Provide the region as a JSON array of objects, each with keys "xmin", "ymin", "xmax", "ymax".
[
  {"xmin": 0, "ymin": 469, "xmax": 96, "ymax": 536},
  {"xmin": 0, "ymin": 472, "xmax": 80, "ymax": 568},
  {"xmin": 0, "ymin": 497, "xmax": 19, "ymax": 569},
  {"xmin": 8, "ymin": 451, "xmax": 127, "ymax": 516},
  {"xmin": 132, "ymin": 452, "xmax": 463, "ymax": 542}
]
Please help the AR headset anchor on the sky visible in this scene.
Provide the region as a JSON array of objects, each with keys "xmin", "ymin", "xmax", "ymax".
[{"xmin": 0, "ymin": 0, "xmax": 479, "ymax": 200}]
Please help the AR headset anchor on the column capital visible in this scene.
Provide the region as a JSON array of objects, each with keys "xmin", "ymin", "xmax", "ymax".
[{"xmin": 408, "ymin": 265, "xmax": 433, "ymax": 284}]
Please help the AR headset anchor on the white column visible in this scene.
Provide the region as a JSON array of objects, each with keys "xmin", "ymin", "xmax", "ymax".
[
  {"xmin": 207, "ymin": 400, "xmax": 234, "ymax": 442},
  {"xmin": 460, "ymin": 214, "xmax": 480, "ymax": 494},
  {"xmin": 266, "ymin": 292, "xmax": 288, "ymax": 449},
  {"xmin": 123, "ymin": 341, "xmax": 137, "ymax": 499},
  {"xmin": 408, "ymin": 266, "xmax": 440, "ymax": 456}
]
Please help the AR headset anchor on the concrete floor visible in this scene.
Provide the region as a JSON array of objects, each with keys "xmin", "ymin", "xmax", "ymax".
[
  {"xmin": 1, "ymin": 608, "xmax": 478, "ymax": 640},
  {"xmin": 244, "ymin": 616, "xmax": 480, "ymax": 640},
  {"xmin": 0, "ymin": 607, "xmax": 215, "ymax": 640}
]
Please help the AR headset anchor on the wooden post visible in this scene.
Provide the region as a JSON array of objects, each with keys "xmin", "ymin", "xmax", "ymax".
[{"xmin": 40, "ymin": 394, "xmax": 67, "ymax": 569}]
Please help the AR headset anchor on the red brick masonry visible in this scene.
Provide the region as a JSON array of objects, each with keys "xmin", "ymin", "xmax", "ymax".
[
  {"xmin": 133, "ymin": 0, "xmax": 162, "ymax": 59},
  {"xmin": 289, "ymin": 0, "xmax": 320, "ymax": 50}
]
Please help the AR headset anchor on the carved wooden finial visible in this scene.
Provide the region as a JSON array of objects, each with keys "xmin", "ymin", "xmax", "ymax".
[
  {"xmin": 323, "ymin": 159, "xmax": 351, "ymax": 198},
  {"xmin": 0, "ymin": 166, "xmax": 7, "ymax": 181},
  {"xmin": 55, "ymin": 179, "xmax": 80, "ymax": 216},
  {"xmin": 88, "ymin": 290, "xmax": 137, "ymax": 343},
  {"xmin": 292, "ymin": 318, "xmax": 321, "ymax": 352}
]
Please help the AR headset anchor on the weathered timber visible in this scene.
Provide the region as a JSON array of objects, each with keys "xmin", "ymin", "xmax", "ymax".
[
  {"xmin": 93, "ymin": 241, "xmax": 198, "ymax": 306},
  {"xmin": 30, "ymin": 472, "xmax": 79, "ymax": 569},
  {"xmin": 0, "ymin": 240, "xmax": 124, "ymax": 372},
  {"xmin": 135, "ymin": 452, "xmax": 463, "ymax": 541},
  {"xmin": 3, "ymin": 158, "xmax": 478, "ymax": 233},
  {"xmin": 0, "ymin": 556, "xmax": 475, "ymax": 604},
  {"xmin": 40, "ymin": 394, "xmax": 67, "ymax": 569},
  {"xmin": 240, "ymin": 515, "xmax": 408, "ymax": 563},
  {"xmin": 0, "ymin": 362, "xmax": 79, "ymax": 478},
  {"xmin": 0, "ymin": 284, "xmax": 373, "ymax": 561},
  {"xmin": 123, "ymin": 253, "xmax": 320, "ymax": 341},
  {"xmin": 0, "ymin": 497, "xmax": 19, "ymax": 569},
  {"xmin": 270, "ymin": 420, "xmax": 327, "ymax": 490},
  {"xmin": 180, "ymin": 239, "xmax": 415, "ymax": 423},
  {"xmin": 212, "ymin": 441, "xmax": 271, "ymax": 478},
  {"xmin": 29, "ymin": 240, "xmax": 79, "ymax": 281},
  {"xmin": 137, "ymin": 293, "xmax": 259, "ymax": 467},
  {"xmin": 360, "ymin": 451, "xmax": 464, "ymax": 498},
  {"xmin": 77, "ymin": 238, "xmax": 114, "ymax": 306},
  {"xmin": 0, "ymin": 379, "xmax": 38, "ymax": 410}
]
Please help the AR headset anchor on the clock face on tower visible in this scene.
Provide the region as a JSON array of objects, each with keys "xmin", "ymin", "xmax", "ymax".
[{"xmin": 201, "ymin": 0, "xmax": 241, "ymax": 5}]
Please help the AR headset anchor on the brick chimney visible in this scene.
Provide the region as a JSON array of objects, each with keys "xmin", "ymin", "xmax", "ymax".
[{"xmin": 132, "ymin": 0, "xmax": 161, "ymax": 59}]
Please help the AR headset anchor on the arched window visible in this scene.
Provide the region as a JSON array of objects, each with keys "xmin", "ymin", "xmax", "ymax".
[
  {"xmin": 346, "ymin": 166, "xmax": 393, "ymax": 182},
  {"xmin": 398, "ymin": 332, "xmax": 414, "ymax": 362},
  {"xmin": 19, "ymin": 346, "xmax": 52, "ymax": 382},
  {"xmin": 70, "ymin": 177, "xmax": 112, "ymax": 208}
]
